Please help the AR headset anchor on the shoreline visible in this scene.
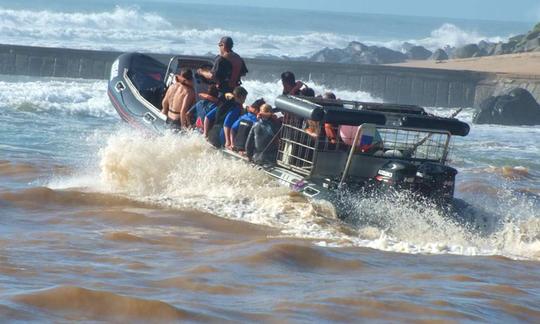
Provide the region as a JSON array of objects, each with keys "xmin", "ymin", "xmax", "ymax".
[{"xmin": 386, "ymin": 52, "xmax": 540, "ymax": 77}]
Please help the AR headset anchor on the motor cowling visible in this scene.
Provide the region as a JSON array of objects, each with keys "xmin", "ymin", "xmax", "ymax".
[
  {"xmin": 415, "ymin": 162, "xmax": 457, "ymax": 200},
  {"xmin": 375, "ymin": 160, "xmax": 417, "ymax": 190}
]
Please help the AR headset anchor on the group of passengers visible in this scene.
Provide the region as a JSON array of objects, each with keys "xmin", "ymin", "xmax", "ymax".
[
  {"xmin": 160, "ymin": 36, "xmax": 280, "ymax": 164},
  {"xmin": 160, "ymin": 35, "xmax": 371, "ymax": 164}
]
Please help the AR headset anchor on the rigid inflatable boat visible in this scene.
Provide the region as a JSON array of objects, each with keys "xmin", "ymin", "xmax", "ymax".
[{"xmin": 108, "ymin": 53, "xmax": 471, "ymax": 218}]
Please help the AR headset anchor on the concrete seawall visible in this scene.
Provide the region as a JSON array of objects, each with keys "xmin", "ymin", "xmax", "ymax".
[{"xmin": 2, "ymin": 43, "xmax": 538, "ymax": 108}]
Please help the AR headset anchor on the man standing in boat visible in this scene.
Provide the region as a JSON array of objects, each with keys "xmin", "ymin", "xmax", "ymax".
[{"xmin": 197, "ymin": 36, "xmax": 248, "ymax": 96}]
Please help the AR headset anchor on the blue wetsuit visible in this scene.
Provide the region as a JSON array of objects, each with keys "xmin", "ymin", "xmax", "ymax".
[
  {"xmin": 231, "ymin": 112, "xmax": 257, "ymax": 133},
  {"xmin": 206, "ymin": 102, "xmax": 241, "ymax": 146}
]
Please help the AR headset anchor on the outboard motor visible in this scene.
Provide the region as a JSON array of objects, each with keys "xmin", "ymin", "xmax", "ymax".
[
  {"xmin": 375, "ymin": 160, "xmax": 417, "ymax": 190},
  {"xmin": 415, "ymin": 162, "xmax": 457, "ymax": 201}
]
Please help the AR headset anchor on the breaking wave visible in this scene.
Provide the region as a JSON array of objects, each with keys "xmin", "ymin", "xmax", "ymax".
[
  {"xmin": 0, "ymin": 78, "xmax": 112, "ymax": 117},
  {"xmin": 0, "ymin": 6, "xmax": 513, "ymax": 56},
  {"xmin": 377, "ymin": 23, "xmax": 508, "ymax": 52}
]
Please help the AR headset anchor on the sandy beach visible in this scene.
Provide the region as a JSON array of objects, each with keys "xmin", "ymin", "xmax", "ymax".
[{"xmin": 387, "ymin": 52, "xmax": 540, "ymax": 76}]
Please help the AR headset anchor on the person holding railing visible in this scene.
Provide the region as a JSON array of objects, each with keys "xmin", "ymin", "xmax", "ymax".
[
  {"xmin": 245, "ymin": 104, "xmax": 280, "ymax": 164},
  {"xmin": 204, "ymin": 86, "xmax": 247, "ymax": 148},
  {"xmin": 189, "ymin": 84, "xmax": 220, "ymax": 132},
  {"xmin": 281, "ymin": 71, "xmax": 316, "ymax": 96},
  {"xmin": 231, "ymin": 98, "xmax": 265, "ymax": 152}
]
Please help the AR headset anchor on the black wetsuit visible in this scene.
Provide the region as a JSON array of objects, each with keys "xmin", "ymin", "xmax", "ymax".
[{"xmin": 245, "ymin": 119, "xmax": 280, "ymax": 164}]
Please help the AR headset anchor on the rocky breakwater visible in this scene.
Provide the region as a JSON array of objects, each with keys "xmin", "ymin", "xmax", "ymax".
[
  {"xmin": 308, "ymin": 22, "xmax": 540, "ymax": 65},
  {"xmin": 434, "ymin": 22, "xmax": 540, "ymax": 60},
  {"xmin": 308, "ymin": 41, "xmax": 436, "ymax": 64},
  {"xmin": 480, "ymin": 23, "xmax": 540, "ymax": 56},
  {"xmin": 309, "ymin": 41, "xmax": 407, "ymax": 64}
]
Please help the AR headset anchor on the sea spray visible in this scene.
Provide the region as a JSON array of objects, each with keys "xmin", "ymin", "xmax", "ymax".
[{"xmin": 98, "ymin": 128, "xmax": 540, "ymax": 260}]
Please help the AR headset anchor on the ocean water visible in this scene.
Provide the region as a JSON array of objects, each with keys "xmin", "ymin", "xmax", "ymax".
[
  {"xmin": 0, "ymin": 1, "xmax": 531, "ymax": 56},
  {"xmin": 1, "ymin": 2, "xmax": 540, "ymax": 322}
]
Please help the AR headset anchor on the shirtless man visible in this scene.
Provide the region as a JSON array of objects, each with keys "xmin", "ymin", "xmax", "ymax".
[{"xmin": 161, "ymin": 69, "xmax": 196, "ymax": 129}]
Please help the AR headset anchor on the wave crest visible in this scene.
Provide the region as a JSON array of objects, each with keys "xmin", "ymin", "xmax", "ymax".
[
  {"xmin": 0, "ymin": 79, "xmax": 112, "ymax": 117},
  {"xmin": 0, "ymin": 7, "xmax": 511, "ymax": 56},
  {"xmin": 13, "ymin": 285, "xmax": 202, "ymax": 321}
]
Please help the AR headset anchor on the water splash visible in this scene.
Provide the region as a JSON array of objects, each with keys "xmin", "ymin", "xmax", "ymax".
[{"xmin": 96, "ymin": 128, "xmax": 540, "ymax": 260}]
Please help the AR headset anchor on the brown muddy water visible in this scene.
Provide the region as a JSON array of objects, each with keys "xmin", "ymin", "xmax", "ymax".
[
  {"xmin": 2, "ymin": 183, "xmax": 540, "ymax": 323},
  {"xmin": 1, "ymin": 77, "xmax": 540, "ymax": 322},
  {"xmin": 1, "ymin": 182, "xmax": 540, "ymax": 322}
]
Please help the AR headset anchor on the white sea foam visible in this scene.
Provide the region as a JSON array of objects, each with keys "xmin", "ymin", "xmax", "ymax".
[
  {"xmin": 0, "ymin": 6, "xmax": 510, "ymax": 57},
  {"xmin": 373, "ymin": 23, "xmax": 507, "ymax": 52},
  {"xmin": 93, "ymin": 126, "xmax": 540, "ymax": 261},
  {"xmin": 0, "ymin": 78, "xmax": 112, "ymax": 117},
  {"xmin": 0, "ymin": 6, "xmax": 354, "ymax": 56}
]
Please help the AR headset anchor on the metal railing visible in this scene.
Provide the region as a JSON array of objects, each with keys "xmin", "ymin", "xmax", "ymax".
[{"xmin": 276, "ymin": 113, "xmax": 452, "ymax": 177}]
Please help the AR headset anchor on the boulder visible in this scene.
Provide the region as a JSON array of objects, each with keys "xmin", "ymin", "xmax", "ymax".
[
  {"xmin": 473, "ymin": 88, "xmax": 540, "ymax": 125},
  {"xmin": 453, "ymin": 44, "xmax": 483, "ymax": 59},
  {"xmin": 364, "ymin": 45, "xmax": 407, "ymax": 64},
  {"xmin": 429, "ymin": 49, "xmax": 449, "ymax": 61},
  {"xmin": 478, "ymin": 40, "xmax": 496, "ymax": 56},
  {"xmin": 492, "ymin": 41, "xmax": 517, "ymax": 55},
  {"xmin": 523, "ymin": 37, "xmax": 540, "ymax": 52},
  {"xmin": 310, "ymin": 47, "xmax": 349, "ymax": 63},
  {"xmin": 508, "ymin": 34, "xmax": 526, "ymax": 43},
  {"xmin": 406, "ymin": 46, "xmax": 432, "ymax": 60}
]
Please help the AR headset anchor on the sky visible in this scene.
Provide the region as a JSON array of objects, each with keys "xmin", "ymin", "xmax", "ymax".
[{"xmin": 169, "ymin": 0, "xmax": 540, "ymax": 22}]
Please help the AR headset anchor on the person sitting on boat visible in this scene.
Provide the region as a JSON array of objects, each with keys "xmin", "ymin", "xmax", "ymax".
[
  {"xmin": 204, "ymin": 86, "xmax": 248, "ymax": 149},
  {"xmin": 161, "ymin": 68, "xmax": 196, "ymax": 129},
  {"xmin": 189, "ymin": 84, "xmax": 220, "ymax": 132},
  {"xmin": 281, "ymin": 71, "xmax": 307, "ymax": 95},
  {"xmin": 245, "ymin": 104, "xmax": 280, "ymax": 164},
  {"xmin": 196, "ymin": 36, "xmax": 248, "ymax": 96},
  {"xmin": 231, "ymin": 98, "xmax": 265, "ymax": 152},
  {"xmin": 300, "ymin": 86, "xmax": 316, "ymax": 97},
  {"xmin": 305, "ymin": 120, "xmax": 320, "ymax": 139},
  {"xmin": 322, "ymin": 92, "xmax": 339, "ymax": 144}
]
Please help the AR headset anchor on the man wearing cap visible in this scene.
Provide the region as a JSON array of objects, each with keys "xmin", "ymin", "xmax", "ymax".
[{"xmin": 197, "ymin": 36, "xmax": 248, "ymax": 95}]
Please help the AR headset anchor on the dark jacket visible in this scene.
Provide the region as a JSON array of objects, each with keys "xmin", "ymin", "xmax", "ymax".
[{"xmin": 245, "ymin": 118, "xmax": 280, "ymax": 164}]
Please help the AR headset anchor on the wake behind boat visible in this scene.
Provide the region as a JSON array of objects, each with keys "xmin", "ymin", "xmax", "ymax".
[{"xmin": 107, "ymin": 52, "xmax": 470, "ymax": 219}]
